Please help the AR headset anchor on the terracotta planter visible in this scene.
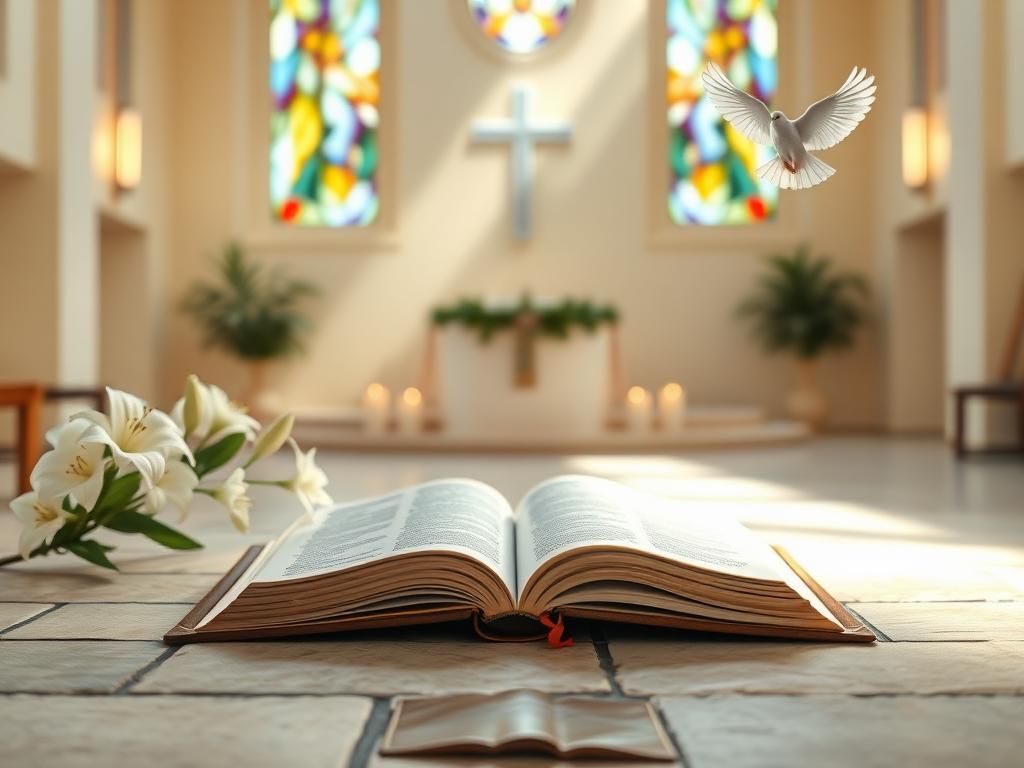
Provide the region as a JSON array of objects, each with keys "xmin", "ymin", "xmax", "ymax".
[
  {"xmin": 243, "ymin": 359, "xmax": 279, "ymax": 421},
  {"xmin": 785, "ymin": 358, "xmax": 827, "ymax": 430}
]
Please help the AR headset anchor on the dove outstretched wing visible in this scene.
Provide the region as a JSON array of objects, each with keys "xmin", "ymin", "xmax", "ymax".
[
  {"xmin": 700, "ymin": 63, "xmax": 773, "ymax": 146},
  {"xmin": 794, "ymin": 67, "xmax": 876, "ymax": 151}
]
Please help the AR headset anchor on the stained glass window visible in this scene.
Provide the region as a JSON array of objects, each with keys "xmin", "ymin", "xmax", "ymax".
[
  {"xmin": 667, "ymin": 0, "xmax": 778, "ymax": 226},
  {"xmin": 467, "ymin": 0, "xmax": 576, "ymax": 55},
  {"xmin": 270, "ymin": 0, "xmax": 380, "ymax": 227}
]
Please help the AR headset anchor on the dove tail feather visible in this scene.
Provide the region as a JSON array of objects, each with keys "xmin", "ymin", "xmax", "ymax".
[
  {"xmin": 756, "ymin": 154, "xmax": 835, "ymax": 190},
  {"xmin": 756, "ymin": 157, "xmax": 783, "ymax": 187}
]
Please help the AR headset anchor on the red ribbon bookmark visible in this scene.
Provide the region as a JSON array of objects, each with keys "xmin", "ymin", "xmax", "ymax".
[{"xmin": 539, "ymin": 612, "xmax": 574, "ymax": 648}]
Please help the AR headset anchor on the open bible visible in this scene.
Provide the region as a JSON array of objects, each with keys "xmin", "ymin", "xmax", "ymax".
[{"xmin": 165, "ymin": 475, "xmax": 874, "ymax": 644}]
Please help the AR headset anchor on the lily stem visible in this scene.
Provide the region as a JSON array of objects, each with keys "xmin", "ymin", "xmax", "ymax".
[{"xmin": 0, "ymin": 553, "xmax": 24, "ymax": 567}]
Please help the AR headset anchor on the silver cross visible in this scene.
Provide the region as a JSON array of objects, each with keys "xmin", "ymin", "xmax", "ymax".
[{"xmin": 470, "ymin": 84, "xmax": 572, "ymax": 240}]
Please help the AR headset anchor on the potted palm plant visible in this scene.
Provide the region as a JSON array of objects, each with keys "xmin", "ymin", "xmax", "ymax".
[
  {"xmin": 737, "ymin": 244, "xmax": 868, "ymax": 429},
  {"xmin": 182, "ymin": 243, "xmax": 317, "ymax": 415}
]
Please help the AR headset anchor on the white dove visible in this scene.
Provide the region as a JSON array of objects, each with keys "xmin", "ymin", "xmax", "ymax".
[{"xmin": 701, "ymin": 63, "xmax": 876, "ymax": 190}]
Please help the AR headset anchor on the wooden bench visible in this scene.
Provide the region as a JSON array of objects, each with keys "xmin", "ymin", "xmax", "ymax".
[{"xmin": 0, "ymin": 385, "xmax": 106, "ymax": 494}]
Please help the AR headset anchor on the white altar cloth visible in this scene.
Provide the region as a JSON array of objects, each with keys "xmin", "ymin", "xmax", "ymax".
[{"xmin": 437, "ymin": 326, "xmax": 609, "ymax": 438}]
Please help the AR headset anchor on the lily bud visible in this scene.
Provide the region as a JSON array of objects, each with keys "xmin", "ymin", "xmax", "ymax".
[
  {"xmin": 183, "ymin": 374, "xmax": 205, "ymax": 436},
  {"xmin": 246, "ymin": 413, "xmax": 295, "ymax": 467},
  {"xmin": 211, "ymin": 468, "xmax": 252, "ymax": 532}
]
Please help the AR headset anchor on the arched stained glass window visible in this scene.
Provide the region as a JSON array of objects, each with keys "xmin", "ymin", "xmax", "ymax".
[
  {"xmin": 270, "ymin": 0, "xmax": 380, "ymax": 227},
  {"xmin": 467, "ymin": 0, "xmax": 576, "ymax": 56},
  {"xmin": 667, "ymin": 0, "xmax": 778, "ymax": 226}
]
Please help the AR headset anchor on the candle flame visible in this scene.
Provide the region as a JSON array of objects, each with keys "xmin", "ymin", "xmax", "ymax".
[
  {"xmin": 402, "ymin": 387, "xmax": 423, "ymax": 407},
  {"xmin": 364, "ymin": 382, "xmax": 389, "ymax": 404},
  {"xmin": 627, "ymin": 386, "xmax": 649, "ymax": 405},
  {"xmin": 660, "ymin": 382, "xmax": 684, "ymax": 402}
]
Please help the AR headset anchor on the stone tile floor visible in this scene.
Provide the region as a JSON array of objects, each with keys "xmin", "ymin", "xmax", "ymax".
[{"xmin": 0, "ymin": 438, "xmax": 1021, "ymax": 767}]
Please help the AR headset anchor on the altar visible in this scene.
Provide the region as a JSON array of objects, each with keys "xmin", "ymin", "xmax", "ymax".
[
  {"xmin": 285, "ymin": 293, "xmax": 810, "ymax": 451},
  {"xmin": 437, "ymin": 324, "xmax": 611, "ymax": 439}
]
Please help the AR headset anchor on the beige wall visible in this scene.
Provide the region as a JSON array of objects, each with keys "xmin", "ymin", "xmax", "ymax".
[
  {"xmin": 871, "ymin": 0, "xmax": 949, "ymax": 433},
  {"xmin": 0, "ymin": 0, "xmax": 59, "ymax": 395},
  {"xmin": 984, "ymin": 0, "xmax": 1024, "ymax": 380},
  {"xmin": 871, "ymin": 0, "xmax": 1024, "ymax": 440},
  {"xmin": 0, "ymin": 0, "xmax": 36, "ymax": 168},
  {"xmin": 97, "ymin": 0, "xmax": 173, "ymax": 403},
  {"xmin": 0, "ymin": 0, "xmax": 171, "ymax": 446},
  {"xmin": 1006, "ymin": 0, "xmax": 1024, "ymax": 167},
  {"xmin": 982, "ymin": 0, "xmax": 1024, "ymax": 440},
  {"xmin": 164, "ymin": 0, "xmax": 884, "ymax": 428}
]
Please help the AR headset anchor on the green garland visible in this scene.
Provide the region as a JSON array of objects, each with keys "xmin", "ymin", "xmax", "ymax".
[{"xmin": 432, "ymin": 297, "xmax": 619, "ymax": 342}]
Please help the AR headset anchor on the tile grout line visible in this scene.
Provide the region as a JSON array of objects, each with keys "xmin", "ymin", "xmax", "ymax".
[
  {"xmin": 590, "ymin": 626, "xmax": 626, "ymax": 698},
  {"xmin": 651, "ymin": 699, "xmax": 695, "ymax": 768},
  {"xmin": 112, "ymin": 645, "xmax": 181, "ymax": 695},
  {"xmin": 347, "ymin": 697, "xmax": 392, "ymax": 768},
  {"xmin": 591, "ymin": 627, "xmax": 692, "ymax": 767},
  {"xmin": 0, "ymin": 603, "xmax": 66, "ymax": 637}
]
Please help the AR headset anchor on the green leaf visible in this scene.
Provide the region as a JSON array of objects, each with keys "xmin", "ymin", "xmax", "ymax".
[
  {"xmin": 49, "ymin": 520, "xmax": 80, "ymax": 550},
  {"xmin": 103, "ymin": 509, "xmax": 203, "ymax": 550},
  {"xmin": 735, "ymin": 243, "xmax": 868, "ymax": 358},
  {"xmin": 193, "ymin": 433, "xmax": 246, "ymax": 477},
  {"xmin": 66, "ymin": 540, "xmax": 119, "ymax": 571},
  {"xmin": 180, "ymin": 243, "xmax": 318, "ymax": 360},
  {"xmin": 92, "ymin": 471, "xmax": 143, "ymax": 521}
]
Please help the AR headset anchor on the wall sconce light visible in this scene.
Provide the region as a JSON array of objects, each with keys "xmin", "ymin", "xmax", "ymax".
[
  {"xmin": 901, "ymin": 106, "xmax": 929, "ymax": 191},
  {"xmin": 114, "ymin": 106, "xmax": 142, "ymax": 191}
]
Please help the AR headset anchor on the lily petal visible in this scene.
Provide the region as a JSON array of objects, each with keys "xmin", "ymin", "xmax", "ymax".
[{"xmin": 30, "ymin": 420, "xmax": 108, "ymax": 511}]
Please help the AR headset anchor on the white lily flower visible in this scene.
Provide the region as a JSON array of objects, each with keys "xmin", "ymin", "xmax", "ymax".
[
  {"xmin": 246, "ymin": 413, "xmax": 294, "ymax": 467},
  {"xmin": 143, "ymin": 459, "xmax": 199, "ymax": 518},
  {"xmin": 283, "ymin": 438, "xmax": 333, "ymax": 515},
  {"xmin": 30, "ymin": 419, "xmax": 108, "ymax": 512},
  {"xmin": 203, "ymin": 383, "xmax": 261, "ymax": 446},
  {"xmin": 172, "ymin": 377, "xmax": 259, "ymax": 449},
  {"xmin": 10, "ymin": 492, "xmax": 71, "ymax": 559},
  {"xmin": 44, "ymin": 424, "xmax": 63, "ymax": 447},
  {"xmin": 211, "ymin": 468, "xmax": 253, "ymax": 532},
  {"xmin": 74, "ymin": 387, "xmax": 193, "ymax": 491}
]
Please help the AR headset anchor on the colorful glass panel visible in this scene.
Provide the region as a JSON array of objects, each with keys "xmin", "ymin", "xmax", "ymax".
[
  {"xmin": 667, "ymin": 0, "xmax": 778, "ymax": 226},
  {"xmin": 270, "ymin": 0, "xmax": 380, "ymax": 227},
  {"xmin": 467, "ymin": 0, "xmax": 576, "ymax": 55}
]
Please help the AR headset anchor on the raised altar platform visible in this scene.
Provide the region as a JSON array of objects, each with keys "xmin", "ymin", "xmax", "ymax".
[{"xmin": 291, "ymin": 405, "xmax": 811, "ymax": 453}]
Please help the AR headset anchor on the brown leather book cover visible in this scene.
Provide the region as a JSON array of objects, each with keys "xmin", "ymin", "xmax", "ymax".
[{"xmin": 164, "ymin": 544, "xmax": 875, "ymax": 645}]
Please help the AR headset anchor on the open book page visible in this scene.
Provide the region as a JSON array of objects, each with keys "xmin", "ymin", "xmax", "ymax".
[
  {"xmin": 195, "ymin": 480, "xmax": 517, "ymax": 630},
  {"xmin": 514, "ymin": 475, "xmax": 796, "ymax": 598},
  {"xmin": 255, "ymin": 479, "xmax": 517, "ymax": 587}
]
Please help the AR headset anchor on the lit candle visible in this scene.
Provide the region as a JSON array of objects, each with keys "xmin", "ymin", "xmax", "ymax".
[
  {"xmin": 362, "ymin": 383, "xmax": 391, "ymax": 433},
  {"xmin": 626, "ymin": 386, "xmax": 653, "ymax": 432},
  {"xmin": 397, "ymin": 387, "xmax": 423, "ymax": 434},
  {"xmin": 658, "ymin": 382, "xmax": 686, "ymax": 431}
]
